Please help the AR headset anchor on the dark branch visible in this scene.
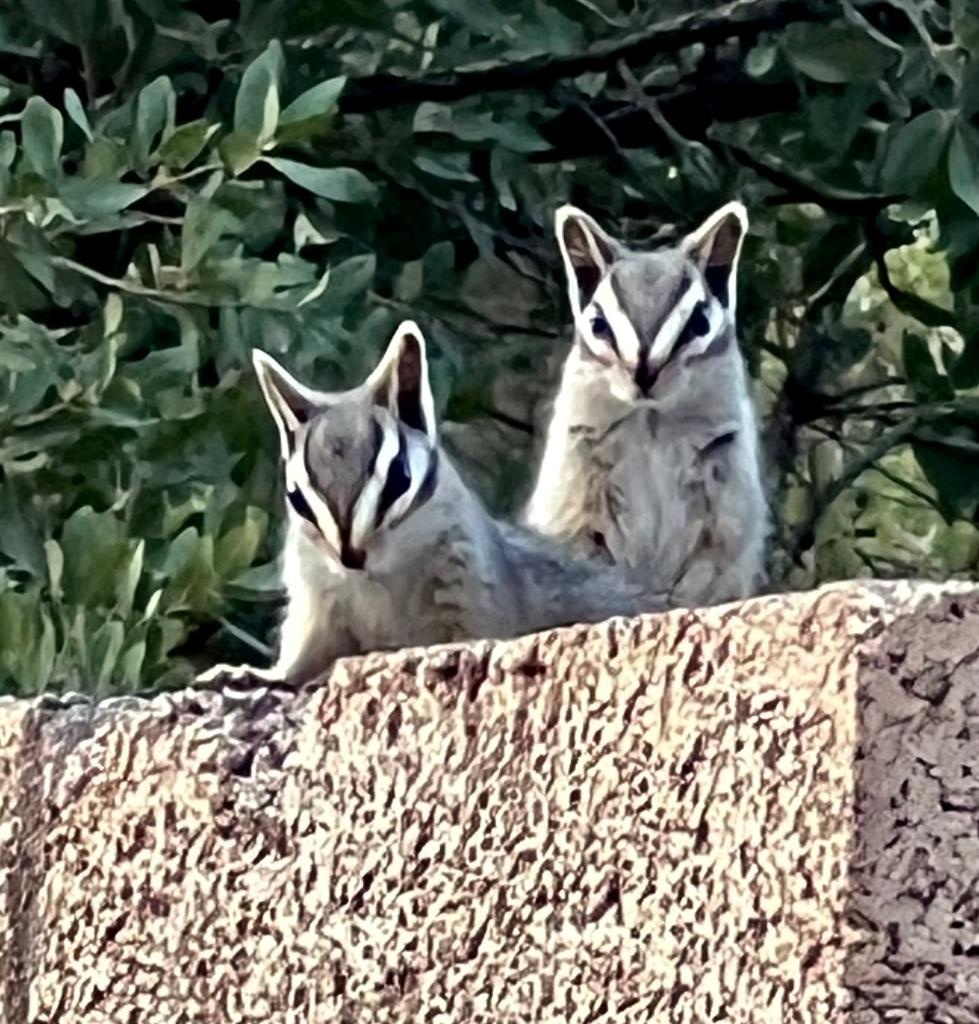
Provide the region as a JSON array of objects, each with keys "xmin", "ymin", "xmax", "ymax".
[
  {"xmin": 532, "ymin": 63, "xmax": 803, "ymax": 163},
  {"xmin": 340, "ymin": 0, "xmax": 838, "ymax": 114},
  {"xmin": 722, "ymin": 142, "xmax": 901, "ymax": 216}
]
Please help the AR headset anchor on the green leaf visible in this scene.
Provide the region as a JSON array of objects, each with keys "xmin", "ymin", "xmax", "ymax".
[
  {"xmin": 414, "ymin": 151, "xmax": 479, "ymax": 182},
  {"xmin": 280, "ymin": 76, "xmax": 346, "ymax": 126},
  {"xmin": 60, "ymin": 507, "xmax": 134, "ymax": 609},
  {"xmin": 323, "ymin": 253, "xmax": 376, "ymax": 308},
  {"xmin": 133, "ymin": 76, "xmax": 176, "ymax": 163},
  {"xmin": 882, "ymin": 110, "xmax": 951, "ymax": 193},
  {"xmin": 953, "ymin": 0, "xmax": 979, "ymax": 55},
  {"xmin": 0, "ymin": 589, "xmax": 53, "ymax": 693},
  {"xmin": 914, "ymin": 435, "xmax": 979, "ymax": 519},
  {"xmin": 0, "ymin": 131, "xmax": 15, "ymax": 167},
  {"xmin": 0, "ymin": 484, "xmax": 45, "ymax": 577},
  {"xmin": 215, "ymin": 507, "xmax": 268, "ymax": 579},
  {"xmin": 21, "ymin": 96, "xmax": 63, "ymax": 179},
  {"xmin": 234, "ymin": 39, "xmax": 283, "ymax": 145},
  {"xmin": 784, "ymin": 23, "xmax": 896, "ymax": 84},
  {"xmin": 948, "ymin": 127, "xmax": 979, "ymax": 216},
  {"xmin": 263, "ymin": 158, "xmax": 377, "ymax": 202},
  {"xmin": 58, "ymin": 179, "xmax": 150, "ymax": 220},
  {"xmin": 63, "ymin": 88, "xmax": 93, "ymax": 142},
  {"xmin": 158, "ymin": 120, "xmax": 218, "ymax": 170},
  {"xmin": 181, "ymin": 195, "xmax": 238, "ymax": 273},
  {"xmin": 220, "ymin": 130, "xmax": 262, "ymax": 175}
]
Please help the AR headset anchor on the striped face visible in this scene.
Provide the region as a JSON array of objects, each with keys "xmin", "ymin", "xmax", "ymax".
[
  {"xmin": 555, "ymin": 202, "xmax": 747, "ymax": 397},
  {"xmin": 253, "ymin": 321, "xmax": 439, "ymax": 572}
]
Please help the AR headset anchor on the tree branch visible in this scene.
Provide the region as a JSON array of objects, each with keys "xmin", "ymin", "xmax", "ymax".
[
  {"xmin": 720, "ymin": 140, "xmax": 901, "ymax": 215},
  {"xmin": 340, "ymin": 0, "xmax": 838, "ymax": 113}
]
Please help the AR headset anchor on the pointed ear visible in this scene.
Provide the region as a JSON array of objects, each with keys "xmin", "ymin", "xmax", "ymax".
[
  {"xmin": 366, "ymin": 320, "xmax": 437, "ymax": 444},
  {"xmin": 252, "ymin": 349, "xmax": 324, "ymax": 457},
  {"xmin": 681, "ymin": 201, "xmax": 748, "ymax": 311},
  {"xmin": 555, "ymin": 204, "xmax": 620, "ymax": 314}
]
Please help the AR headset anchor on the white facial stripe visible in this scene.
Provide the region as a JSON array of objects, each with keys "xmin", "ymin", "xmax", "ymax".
[
  {"xmin": 350, "ymin": 413, "xmax": 400, "ymax": 551},
  {"xmin": 285, "ymin": 439, "xmax": 342, "ymax": 555},
  {"xmin": 578, "ymin": 276, "xmax": 642, "ymax": 366},
  {"xmin": 647, "ymin": 280, "xmax": 708, "ymax": 363}
]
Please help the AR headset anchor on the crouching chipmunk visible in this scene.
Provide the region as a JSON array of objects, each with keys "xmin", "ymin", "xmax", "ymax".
[
  {"xmin": 198, "ymin": 320, "xmax": 665, "ymax": 689},
  {"xmin": 524, "ymin": 201, "xmax": 770, "ymax": 608}
]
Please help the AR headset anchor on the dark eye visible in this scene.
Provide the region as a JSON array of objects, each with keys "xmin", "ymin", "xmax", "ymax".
[
  {"xmin": 591, "ymin": 314, "xmax": 613, "ymax": 340},
  {"xmin": 376, "ymin": 434, "xmax": 412, "ymax": 526},
  {"xmin": 677, "ymin": 302, "xmax": 710, "ymax": 348},
  {"xmin": 590, "ymin": 313, "xmax": 619, "ymax": 357},
  {"xmin": 287, "ymin": 486, "xmax": 317, "ymax": 526}
]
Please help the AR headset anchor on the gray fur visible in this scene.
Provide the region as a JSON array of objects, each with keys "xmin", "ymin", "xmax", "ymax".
[
  {"xmin": 525, "ymin": 202, "xmax": 769, "ymax": 608},
  {"xmin": 199, "ymin": 321, "xmax": 663, "ymax": 690}
]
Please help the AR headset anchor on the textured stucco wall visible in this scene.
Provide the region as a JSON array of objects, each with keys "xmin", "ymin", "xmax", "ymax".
[{"xmin": 1, "ymin": 581, "xmax": 978, "ymax": 1023}]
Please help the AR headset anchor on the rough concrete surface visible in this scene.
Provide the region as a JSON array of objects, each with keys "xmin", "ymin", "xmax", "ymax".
[{"xmin": 1, "ymin": 581, "xmax": 978, "ymax": 1023}]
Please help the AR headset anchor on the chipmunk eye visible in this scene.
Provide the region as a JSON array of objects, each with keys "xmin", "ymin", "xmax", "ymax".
[
  {"xmin": 591, "ymin": 314, "xmax": 613, "ymax": 339},
  {"xmin": 676, "ymin": 301, "xmax": 710, "ymax": 348},
  {"xmin": 590, "ymin": 313, "xmax": 620, "ymax": 357}
]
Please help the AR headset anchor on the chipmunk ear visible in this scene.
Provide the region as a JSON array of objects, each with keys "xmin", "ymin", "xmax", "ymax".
[
  {"xmin": 252, "ymin": 350, "xmax": 326, "ymax": 458},
  {"xmin": 555, "ymin": 204, "xmax": 621, "ymax": 314},
  {"xmin": 365, "ymin": 320, "xmax": 437, "ymax": 445},
  {"xmin": 681, "ymin": 201, "xmax": 748, "ymax": 312}
]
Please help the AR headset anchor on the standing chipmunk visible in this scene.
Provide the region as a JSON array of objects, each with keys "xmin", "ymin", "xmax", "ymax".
[
  {"xmin": 523, "ymin": 202, "xmax": 769, "ymax": 607},
  {"xmin": 199, "ymin": 320, "xmax": 662, "ymax": 689}
]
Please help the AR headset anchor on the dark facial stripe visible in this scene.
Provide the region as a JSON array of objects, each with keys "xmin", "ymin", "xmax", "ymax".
[
  {"xmin": 375, "ymin": 430, "xmax": 411, "ymax": 528},
  {"xmin": 699, "ymin": 430, "xmax": 738, "ymax": 458},
  {"xmin": 286, "ymin": 486, "xmax": 317, "ymax": 526},
  {"xmin": 382, "ymin": 449, "xmax": 440, "ymax": 531}
]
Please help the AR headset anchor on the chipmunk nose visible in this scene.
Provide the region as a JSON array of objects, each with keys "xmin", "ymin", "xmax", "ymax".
[
  {"xmin": 340, "ymin": 544, "xmax": 366, "ymax": 571},
  {"xmin": 634, "ymin": 362, "xmax": 658, "ymax": 395}
]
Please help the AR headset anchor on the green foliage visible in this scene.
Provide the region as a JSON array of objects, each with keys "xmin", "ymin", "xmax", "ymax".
[{"xmin": 0, "ymin": 0, "xmax": 978, "ymax": 694}]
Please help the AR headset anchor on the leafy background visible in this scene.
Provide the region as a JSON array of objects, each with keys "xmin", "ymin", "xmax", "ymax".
[{"xmin": 1, "ymin": 0, "xmax": 977, "ymax": 695}]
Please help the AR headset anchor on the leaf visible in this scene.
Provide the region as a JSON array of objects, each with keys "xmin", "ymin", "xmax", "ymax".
[
  {"xmin": 882, "ymin": 110, "xmax": 951, "ymax": 193},
  {"xmin": 263, "ymin": 158, "xmax": 377, "ymax": 202},
  {"xmin": 0, "ymin": 484, "xmax": 45, "ymax": 577},
  {"xmin": 60, "ymin": 507, "xmax": 134, "ymax": 609},
  {"xmin": 215, "ymin": 507, "xmax": 268, "ymax": 579},
  {"xmin": 913, "ymin": 436, "xmax": 979, "ymax": 519},
  {"xmin": 323, "ymin": 253, "xmax": 376, "ymax": 308},
  {"xmin": 63, "ymin": 88, "xmax": 93, "ymax": 142},
  {"xmin": 414, "ymin": 151, "xmax": 479, "ymax": 182},
  {"xmin": 784, "ymin": 23, "xmax": 896, "ymax": 84},
  {"xmin": 220, "ymin": 130, "xmax": 263, "ymax": 176},
  {"xmin": 21, "ymin": 96, "xmax": 63, "ymax": 179},
  {"xmin": 234, "ymin": 39, "xmax": 283, "ymax": 145},
  {"xmin": 280, "ymin": 76, "xmax": 346, "ymax": 126},
  {"xmin": 948, "ymin": 127, "xmax": 979, "ymax": 216},
  {"xmin": 57, "ymin": 179, "xmax": 150, "ymax": 220},
  {"xmin": 158, "ymin": 120, "xmax": 218, "ymax": 170},
  {"xmin": 953, "ymin": 0, "xmax": 979, "ymax": 55},
  {"xmin": 0, "ymin": 589, "xmax": 53, "ymax": 693},
  {"xmin": 133, "ymin": 76, "xmax": 176, "ymax": 163},
  {"xmin": 181, "ymin": 195, "xmax": 238, "ymax": 273}
]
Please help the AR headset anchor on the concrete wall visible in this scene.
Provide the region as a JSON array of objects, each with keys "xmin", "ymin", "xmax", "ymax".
[{"xmin": 1, "ymin": 581, "xmax": 977, "ymax": 1023}]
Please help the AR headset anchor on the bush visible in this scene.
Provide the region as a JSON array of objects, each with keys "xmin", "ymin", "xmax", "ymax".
[{"xmin": 0, "ymin": 0, "xmax": 977, "ymax": 694}]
